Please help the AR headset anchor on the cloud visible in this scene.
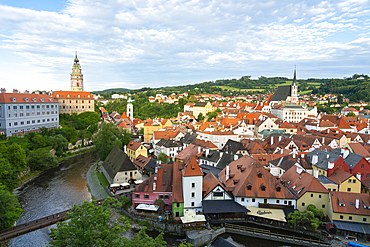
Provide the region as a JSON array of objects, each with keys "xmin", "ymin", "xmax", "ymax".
[{"xmin": 0, "ymin": 0, "xmax": 370, "ymax": 91}]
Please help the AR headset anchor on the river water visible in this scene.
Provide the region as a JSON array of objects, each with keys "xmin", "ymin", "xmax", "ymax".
[{"xmin": 10, "ymin": 151, "xmax": 99, "ymax": 247}]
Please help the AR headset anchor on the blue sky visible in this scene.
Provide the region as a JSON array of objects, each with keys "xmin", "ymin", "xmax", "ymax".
[{"xmin": 0, "ymin": 0, "xmax": 370, "ymax": 92}]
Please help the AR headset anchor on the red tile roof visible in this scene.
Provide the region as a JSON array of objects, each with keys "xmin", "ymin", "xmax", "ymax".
[
  {"xmin": 172, "ymin": 162, "xmax": 184, "ymax": 203},
  {"xmin": 51, "ymin": 91, "xmax": 93, "ymax": 99},
  {"xmin": 127, "ymin": 141, "xmax": 145, "ymax": 151},
  {"xmin": 0, "ymin": 93, "xmax": 56, "ymax": 103},
  {"xmin": 182, "ymin": 156, "xmax": 203, "ymax": 177},
  {"xmin": 330, "ymin": 191, "xmax": 370, "ymax": 216}
]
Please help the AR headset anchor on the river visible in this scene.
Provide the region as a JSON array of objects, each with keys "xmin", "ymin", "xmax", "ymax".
[{"xmin": 10, "ymin": 151, "xmax": 99, "ymax": 247}]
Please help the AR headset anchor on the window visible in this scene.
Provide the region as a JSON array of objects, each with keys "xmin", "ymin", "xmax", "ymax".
[
  {"xmin": 276, "ymin": 200, "xmax": 280, "ymax": 203},
  {"xmin": 252, "ymin": 198, "xmax": 255, "ymax": 202},
  {"xmin": 257, "ymin": 173, "xmax": 262, "ymax": 178},
  {"xmin": 276, "ymin": 187, "xmax": 281, "ymax": 192},
  {"xmin": 319, "ymin": 195, "xmax": 321, "ymax": 198},
  {"xmin": 164, "ymin": 195, "xmax": 169, "ymax": 200},
  {"xmin": 322, "ymin": 204, "xmax": 325, "ymax": 208},
  {"xmin": 159, "ymin": 195, "xmax": 163, "ymax": 199},
  {"xmin": 349, "ymin": 216, "xmax": 352, "ymax": 220},
  {"xmin": 176, "ymin": 212, "xmax": 179, "ymax": 217},
  {"xmin": 247, "ymin": 185, "xmax": 252, "ymax": 191},
  {"xmin": 177, "ymin": 203, "xmax": 180, "ymax": 207},
  {"xmin": 241, "ymin": 198, "xmax": 245, "ymax": 202},
  {"xmin": 13, "ymin": 106, "xmax": 17, "ymax": 110},
  {"xmin": 347, "ymin": 188, "xmax": 351, "ymax": 192},
  {"xmin": 144, "ymin": 194, "xmax": 149, "ymax": 199},
  {"xmin": 213, "ymin": 192, "xmax": 223, "ymax": 197},
  {"xmin": 191, "ymin": 202, "xmax": 194, "ymax": 206},
  {"xmin": 192, "ymin": 183, "xmax": 195, "ymax": 188},
  {"xmin": 20, "ymin": 106, "xmax": 23, "ymax": 109},
  {"xmin": 135, "ymin": 194, "xmax": 140, "ymax": 198},
  {"xmin": 191, "ymin": 192, "xmax": 195, "ymax": 198},
  {"xmin": 362, "ymin": 164, "xmax": 365, "ymax": 169},
  {"xmin": 302, "ymin": 202, "xmax": 305, "ymax": 206},
  {"xmin": 284, "ymin": 200, "xmax": 287, "ymax": 204},
  {"xmin": 311, "ymin": 194, "xmax": 313, "ymax": 197},
  {"xmin": 261, "ymin": 186, "xmax": 266, "ymax": 191},
  {"xmin": 364, "ymin": 218, "xmax": 367, "ymax": 222}
]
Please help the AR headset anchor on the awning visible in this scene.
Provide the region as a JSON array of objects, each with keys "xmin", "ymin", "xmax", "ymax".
[
  {"xmin": 136, "ymin": 204, "xmax": 159, "ymax": 211},
  {"xmin": 134, "ymin": 180, "xmax": 143, "ymax": 185},
  {"xmin": 110, "ymin": 183, "xmax": 120, "ymax": 187},
  {"xmin": 246, "ymin": 206, "xmax": 287, "ymax": 222},
  {"xmin": 333, "ymin": 220, "xmax": 370, "ymax": 234},
  {"xmin": 325, "ymin": 223, "xmax": 336, "ymax": 234},
  {"xmin": 181, "ymin": 210, "xmax": 206, "ymax": 224},
  {"xmin": 202, "ymin": 200, "xmax": 250, "ymax": 214},
  {"xmin": 120, "ymin": 182, "xmax": 130, "ymax": 187}
]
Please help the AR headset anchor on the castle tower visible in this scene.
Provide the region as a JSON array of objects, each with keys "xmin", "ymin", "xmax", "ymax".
[
  {"xmin": 127, "ymin": 94, "xmax": 134, "ymax": 121},
  {"xmin": 71, "ymin": 52, "xmax": 83, "ymax": 91},
  {"xmin": 290, "ymin": 67, "xmax": 298, "ymax": 103}
]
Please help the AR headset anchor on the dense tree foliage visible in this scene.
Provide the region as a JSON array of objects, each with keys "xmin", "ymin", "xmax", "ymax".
[
  {"xmin": 157, "ymin": 152, "xmax": 169, "ymax": 163},
  {"xmin": 50, "ymin": 198, "xmax": 167, "ymax": 247},
  {"xmin": 0, "ymin": 183, "xmax": 23, "ymax": 231},
  {"xmin": 28, "ymin": 148, "xmax": 59, "ymax": 171},
  {"xmin": 287, "ymin": 204, "xmax": 323, "ymax": 231},
  {"xmin": 94, "ymin": 122, "xmax": 131, "ymax": 160}
]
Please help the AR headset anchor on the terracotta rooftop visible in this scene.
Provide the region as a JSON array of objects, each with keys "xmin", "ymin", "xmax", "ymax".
[
  {"xmin": 127, "ymin": 140, "xmax": 145, "ymax": 151},
  {"xmin": 330, "ymin": 191, "xmax": 370, "ymax": 216},
  {"xmin": 328, "ymin": 168, "xmax": 355, "ymax": 185},
  {"xmin": 182, "ymin": 156, "xmax": 203, "ymax": 177},
  {"xmin": 0, "ymin": 93, "xmax": 57, "ymax": 104}
]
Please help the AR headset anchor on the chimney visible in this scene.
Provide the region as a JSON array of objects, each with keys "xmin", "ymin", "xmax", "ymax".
[
  {"xmin": 279, "ymin": 136, "xmax": 282, "ymax": 142},
  {"xmin": 314, "ymin": 169, "xmax": 319, "ymax": 178},
  {"xmin": 0, "ymin": 88, "xmax": 5, "ymax": 93},
  {"xmin": 301, "ymin": 153, "xmax": 305, "ymax": 159},
  {"xmin": 356, "ymin": 199, "xmax": 360, "ymax": 209},
  {"xmin": 271, "ymin": 136, "xmax": 274, "ymax": 145},
  {"xmin": 328, "ymin": 161, "xmax": 334, "ymax": 170},
  {"xmin": 13, "ymin": 89, "xmax": 19, "ymax": 93},
  {"xmin": 234, "ymin": 154, "xmax": 238, "ymax": 161},
  {"xmin": 198, "ymin": 146, "xmax": 201, "ymax": 154},
  {"xmin": 124, "ymin": 145, "xmax": 127, "ymax": 153},
  {"xmin": 206, "ymin": 147, "xmax": 209, "ymax": 157},
  {"xmin": 357, "ymin": 173, "xmax": 362, "ymax": 181},
  {"xmin": 226, "ymin": 164, "xmax": 230, "ymax": 181},
  {"xmin": 322, "ymin": 137, "xmax": 325, "ymax": 145},
  {"xmin": 312, "ymin": 154, "xmax": 318, "ymax": 165}
]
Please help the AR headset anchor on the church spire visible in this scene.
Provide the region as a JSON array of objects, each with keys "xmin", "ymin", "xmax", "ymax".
[
  {"xmin": 290, "ymin": 66, "xmax": 298, "ymax": 104},
  {"xmin": 293, "ymin": 65, "xmax": 297, "ymax": 86}
]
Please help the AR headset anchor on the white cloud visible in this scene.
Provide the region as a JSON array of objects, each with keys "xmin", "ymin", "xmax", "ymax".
[{"xmin": 0, "ymin": 0, "xmax": 370, "ymax": 91}]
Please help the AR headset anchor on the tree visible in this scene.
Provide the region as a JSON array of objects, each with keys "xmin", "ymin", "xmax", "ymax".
[
  {"xmin": 0, "ymin": 183, "xmax": 23, "ymax": 230},
  {"xmin": 347, "ymin": 112, "xmax": 356, "ymax": 117},
  {"xmin": 29, "ymin": 134, "xmax": 48, "ymax": 150},
  {"xmin": 337, "ymin": 94, "xmax": 343, "ymax": 104},
  {"xmin": 157, "ymin": 152, "xmax": 169, "ymax": 164},
  {"xmin": 49, "ymin": 198, "xmax": 167, "ymax": 247},
  {"xmin": 197, "ymin": 113, "xmax": 204, "ymax": 121},
  {"xmin": 48, "ymin": 134, "xmax": 69, "ymax": 156},
  {"xmin": 1, "ymin": 143, "xmax": 27, "ymax": 173},
  {"xmin": 28, "ymin": 148, "xmax": 59, "ymax": 171},
  {"xmin": 154, "ymin": 199, "xmax": 165, "ymax": 209},
  {"xmin": 94, "ymin": 122, "xmax": 126, "ymax": 160},
  {"xmin": 287, "ymin": 209, "xmax": 320, "ymax": 231},
  {"xmin": 0, "ymin": 154, "xmax": 18, "ymax": 190}
]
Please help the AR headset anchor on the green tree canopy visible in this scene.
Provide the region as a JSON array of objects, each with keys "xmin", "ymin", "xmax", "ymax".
[
  {"xmin": 157, "ymin": 152, "xmax": 169, "ymax": 164},
  {"xmin": 28, "ymin": 148, "xmax": 59, "ymax": 171},
  {"xmin": 287, "ymin": 208, "xmax": 320, "ymax": 231},
  {"xmin": 48, "ymin": 134, "xmax": 69, "ymax": 156},
  {"xmin": 49, "ymin": 198, "xmax": 167, "ymax": 247},
  {"xmin": 0, "ymin": 183, "xmax": 23, "ymax": 230},
  {"xmin": 197, "ymin": 113, "xmax": 204, "ymax": 121},
  {"xmin": 94, "ymin": 122, "xmax": 128, "ymax": 160}
]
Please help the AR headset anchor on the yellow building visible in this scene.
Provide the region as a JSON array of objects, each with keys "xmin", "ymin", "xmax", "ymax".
[
  {"xmin": 192, "ymin": 102, "xmax": 212, "ymax": 118},
  {"xmin": 143, "ymin": 118, "xmax": 172, "ymax": 143},
  {"xmin": 328, "ymin": 191, "xmax": 370, "ymax": 238},
  {"xmin": 281, "ymin": 166, "xmax": 330, "ymax": 216},
  {"xmin": 52, "ymin": 91, "xmax": 94, "ymax": 114},
  {"xmin": 126, "ymin": 140, "xmax": 147, "ymax": 161},
  {"xmin": 327, "ymin": 169, "xmax": 361, "ymax": 193}
]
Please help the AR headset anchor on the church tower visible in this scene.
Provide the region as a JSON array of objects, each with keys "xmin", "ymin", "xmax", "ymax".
[
  {"xmin": 71, "ymin": 52, "xmax": 84, "ymax": 91},
  {"xmin": 127, "ymin": 94, "xmax": 134, "ymax": 121},
  {"xmin": 290, "ymin": 67, "xmax": 298, "ymax": 103}
]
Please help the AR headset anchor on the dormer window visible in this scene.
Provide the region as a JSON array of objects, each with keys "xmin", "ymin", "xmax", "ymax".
[
  {"xmin": 257, "ymin": 172, "xmax": 262, "ymax": 178},
  {"xmin": 261, "ymin": 184, "xmax": 266, "ymax": 191},
  {"xmin": 11, "ymin": 97, "xmax": 16, "ymax": 102},
  {"xmin": 276, "ymin": 186, "xmax": 281, "ymax": 192},
  {"xmin": 40, "ymin": 98, "xmax": 44, "ymax": 102},
  {"xmin": 78, "ymin": 95, "xmax": 81, "ymax": 98},
  {"xmin": 247, "ymin": 185, "xmax": 252, "ymax": 191},
  {"xmin": 32, "ymin": 98, "xmax": 36, "ymax": 102},
  {"xmin": 67, "ymin": 94, "xmax": 70, "ymax": 98},
  {"xmin": 24, "ymin": 98, "xmax": 28, "ymax": 102},
  {"xmin": 56, "ymin": 94, "xmax": 59, "ymax": 97}
]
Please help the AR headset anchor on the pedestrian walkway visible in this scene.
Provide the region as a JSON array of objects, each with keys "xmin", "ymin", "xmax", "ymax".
[{"xmin": 86, "ymin": 163, "xmax": 109, "ymax": 200}]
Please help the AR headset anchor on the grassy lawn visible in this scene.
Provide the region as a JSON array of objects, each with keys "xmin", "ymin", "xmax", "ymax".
[
  {"xmin": 307, "ymin": 82, "xmax": 321, "ymax": 85},
  {"xmin": 300, "ymin": 90, "xmax": 313, "ymax": 95},
  {"xmin": 96, "ymin": 170, "xmax": 109, "ymax": 188},
  {"xmin": 211, "ymin": 86, "xmax": 264, "ymax": 92}
]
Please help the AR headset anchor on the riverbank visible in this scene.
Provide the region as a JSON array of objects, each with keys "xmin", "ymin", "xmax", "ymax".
[{"xmin": 14, "ymin": 147, "xmax": 96, "ymax": 190}]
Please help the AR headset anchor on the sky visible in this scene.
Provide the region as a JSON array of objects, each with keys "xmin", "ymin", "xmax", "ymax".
[{"xmin": 0, "ymin": 0, "xmax": 370, "ymax": 92}]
